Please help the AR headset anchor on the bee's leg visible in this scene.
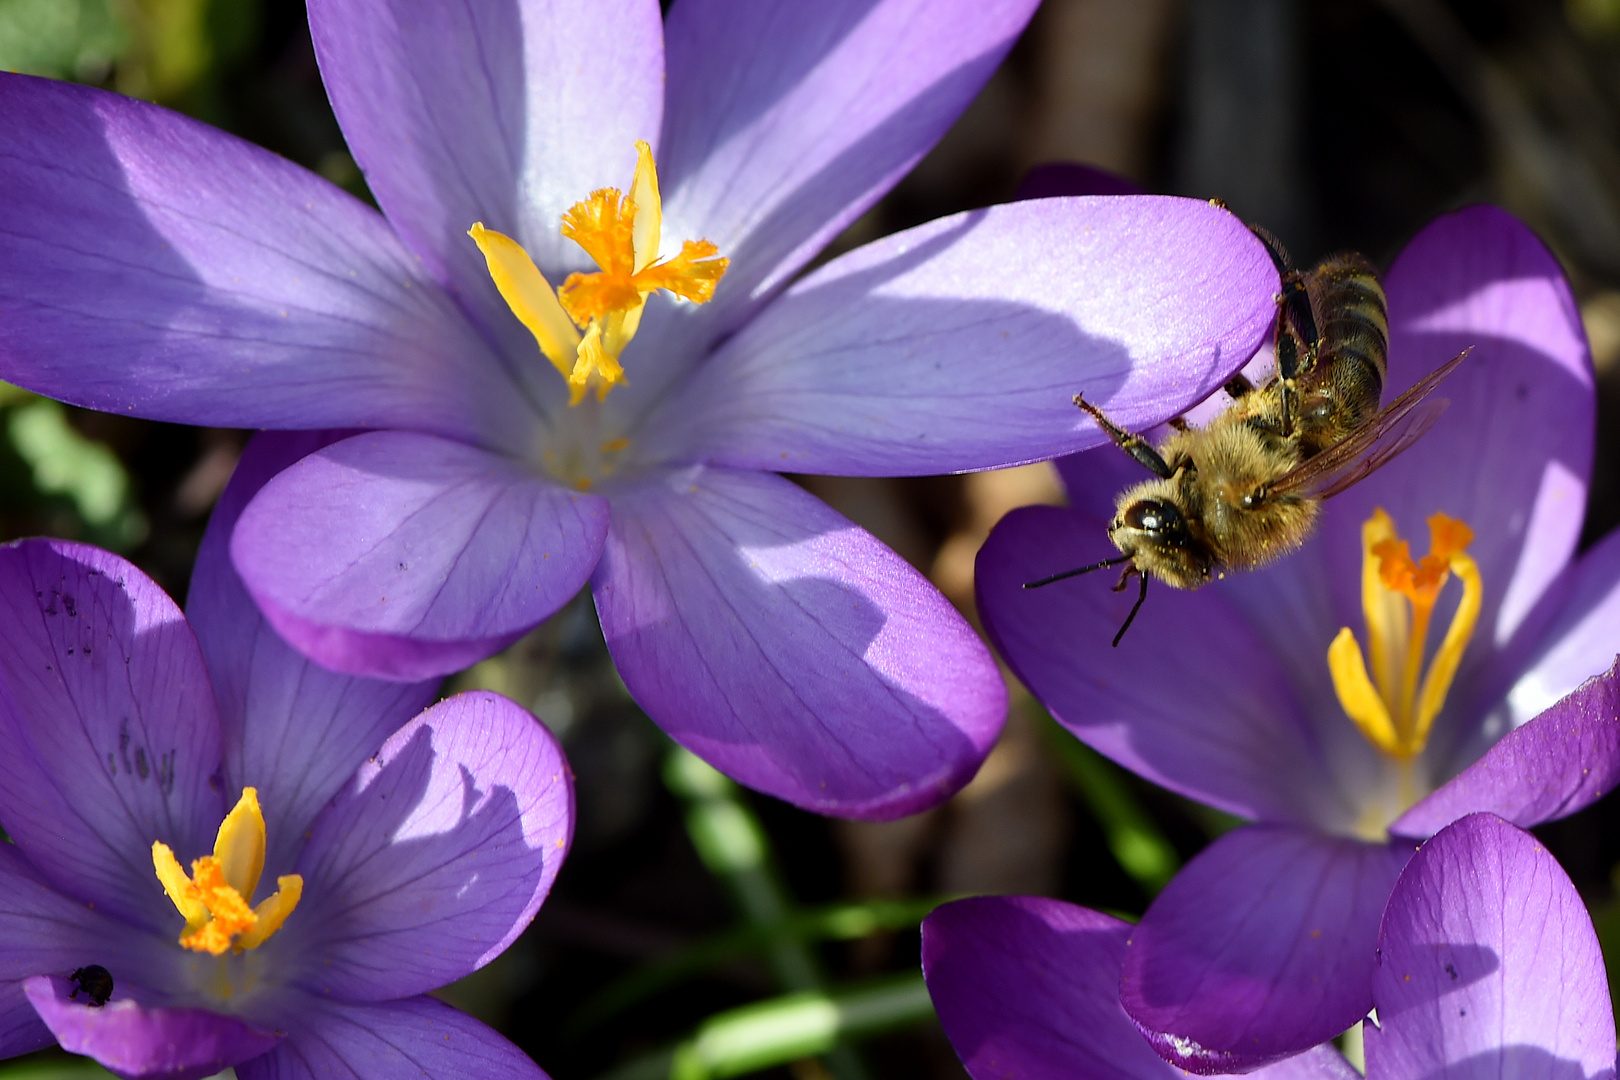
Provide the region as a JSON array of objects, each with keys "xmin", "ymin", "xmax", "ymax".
[
  {"xmin": 1249, "ymin": 224, "xmax": 1292, "ymax": 272},
  {"xmin": 1073, "ymin": 394, "xmax": 1175, "ymax": 479},
  {"xmin": 1222, "ymin": 373, "xmax": 1254, "ymax": 399},
  {"xmin": 1167, "ymin": 416, "xmax": 1191, "ymax": 431}
]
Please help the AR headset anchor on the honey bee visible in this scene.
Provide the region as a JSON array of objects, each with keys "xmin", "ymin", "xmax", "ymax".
[{"xmin": 1028, "ymin": 230, "xmax": 1468, "ymax": 646}]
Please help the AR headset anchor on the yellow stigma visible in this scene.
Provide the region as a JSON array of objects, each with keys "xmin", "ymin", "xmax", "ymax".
[
  {"xmin": 469, "ymin": 140, "xmax": 729, "ymax": 406},
  {"xmin": 1327, "ymin": 508, "xmax": 1482, "ymax": 764},
  {"xmin": 151, "ymin": 788, "xmax": 302, "ymax": 956}
]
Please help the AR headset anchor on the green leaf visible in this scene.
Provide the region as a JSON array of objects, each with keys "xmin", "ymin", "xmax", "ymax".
[
  {"xmin": 0, "ymin": 0, "xmax": 125, "ymax": 80},
  {"xmin": 596, "ymin": 976, "xmax": 935, "ymax": 1080}
]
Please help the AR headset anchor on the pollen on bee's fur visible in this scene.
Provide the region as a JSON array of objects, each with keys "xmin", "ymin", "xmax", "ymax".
[{"xmin": 469, "ymin": 140, "xmax": 728, "ymax": 406}]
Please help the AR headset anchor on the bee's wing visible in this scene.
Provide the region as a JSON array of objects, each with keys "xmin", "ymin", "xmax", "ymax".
[{"xmin": 1268, "ymin": 349, "xmax": 1469, "ymax": 501}]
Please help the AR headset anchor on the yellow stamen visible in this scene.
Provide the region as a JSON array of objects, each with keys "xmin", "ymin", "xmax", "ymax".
[
  {"xmin": 469, "ymin": 140, "xmax": 728, "ymax": 406},
  {"xmin": 1327, "ymin": 509, "xmax": 1482, "ymax": 762},
  {"xmin": 151, "ymin": 787, "xmax": 302, "ymax": 956},
  {"xmin": 467, "ymin": 222, "xmax": 580, "ymax": 379}
]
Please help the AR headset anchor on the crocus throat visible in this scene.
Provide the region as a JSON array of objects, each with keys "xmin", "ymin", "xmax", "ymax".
[
  {"xmin": 151, "ymin": 788, "xmax": 302, "ymax": 956},
  {"xmin": 1328, "ymin": 508, "xmax": 1481, "ymax": 782},
  {"xmin": 469, "ymin": 140, "xmax": 729, "ymax": 406}
]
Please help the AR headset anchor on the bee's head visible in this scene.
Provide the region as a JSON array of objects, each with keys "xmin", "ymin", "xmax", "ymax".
[{"xmin": 1109, "ymin": 487, "xmax": 1214, "ymax": 590}]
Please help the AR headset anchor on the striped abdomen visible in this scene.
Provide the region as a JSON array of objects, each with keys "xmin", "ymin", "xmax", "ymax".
[{"xmin": 1305, "ymin": 253, "xmax": 1388, "ymax": 424}]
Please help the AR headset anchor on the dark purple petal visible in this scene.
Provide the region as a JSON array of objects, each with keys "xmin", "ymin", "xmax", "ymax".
[
  {"xmin": 237, "ymin": 994, "xmax": 545, "ymax": 1080},
  {"xmin": 976, "ymin": 505, "xmax": 1339, "ymax": 825},
  {"xmin": 1121, "ymin": 824, "xmax": 1414, "ymax": 1073},
  {"xmin": 0, "ymin": 540, "xmax": 223, "ymax": 930},
  {"xmin": 924, "ymin": 896, "xmax": 1358, "ymax": 1080},
  {"xmin": 188, "ymin": 432, "xmax": 439, "ymax": 874},
  {"xmin": 593, "ymin": 465, "xmax": 1004, "ymax": 820},
  {"xmin": 657, "ymin": 0, "xmax": 1040, "ymax": 355},
  {"xmin": 288, "ymin": 692, "xmax": 571, "ymax": 1000},
  {"xmin": 0, "ymin": 844, "xmax": 179, "ymax": 988},
  {"xmin": 1012, "ymin": 162, "xmax": 1146, "ymax": 200},
  {"xmin": 309, "ymin": 0, "xmax": 662, "ymax": 384},
  {"xmin": 231, "ymin": 430, "xmax": 610, "ymax": 681},
  {"xmin": 647, "ymin": 197, "xmax": 1278, "ymax": 475},
  {"xmin": 1324, "ymin": 206, "xmax": 1594, "ymax": 756},
  {"xmin": 24, "ymin": 974, "xmax": 279, "ymax": 1080},
  {"xmin": 0, "ymin": 982, "xmax": 53, "ymax": 1058},
  {"xmin": 1394, "ymin": 659, "xmax": 1620, "ymax": 837},
  {"xmin": 1367, "ymin": 814, "xmax": 1615, "ymax": 1080},
  {"xmin": 0, "ymin": 74, "xmax": 532, "ymax": 449}
]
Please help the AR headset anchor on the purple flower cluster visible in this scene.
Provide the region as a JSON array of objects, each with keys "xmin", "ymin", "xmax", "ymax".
[
  {"xmin": 0, "ymin": 433, "xmax": 570, "ymax": 1080},
  {"xmin": 969, "ymin": 205, "xmax": 1620, "ymax": 1067},
  {"xmin": 0, "ymin": 0, "xmax": 1283, "ymax": 821},
  {"xmin": 0, "ymin": 1, "xmax": 1615, "ymax": 1079},
  {"xmin": 924, "ymin": 812, "xmax": 1617, "ymax": 1080}
]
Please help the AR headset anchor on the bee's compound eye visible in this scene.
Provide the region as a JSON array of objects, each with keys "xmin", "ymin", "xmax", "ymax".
[{"xmin": 1123, "ymin": 500, "xmax": 1184, "ymax": 535}]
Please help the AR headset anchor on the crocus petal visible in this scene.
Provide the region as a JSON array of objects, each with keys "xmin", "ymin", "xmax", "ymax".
[
  {"xmin": 593, "ymin": 465, "xmax": 1004, "ymax": 820},
  {"xmin": 288, "ymin": 692, "xmax": 571, "ymax": 1000},
  {"xmin": 647, "ymin": 197, "xmax": 1278, "ymax": 475},
  {"xmin": 0, "ymin": 983, "xmax": 53, "ymax": 1058},
  {"xmin": 1479, "ymin": 525, "xmax": 1620, "ymax": 735},
  {"xmin": 924, "ymin": 896, "xmax": 1358, "ymax": 1080},
  {"xmin": 1325, "ymin": 206, "xmax": 1593, "ymax": 744},
  {"xmin": 0, "ymin": 540, "xmax": 222, "ymax": 930},
  {"xmin": 308, "ymin": 0, "xmax": 663, "ymax": 370},
  {"xmin": 24, "ymin": 974, "xmax": 279, "ymax": 1080},
  {"xmin": 231, "ymin": 430, "xmax": 610, "ymax": 681},
  {"xmin": 976, "ymin": 505, "xmax": 1337, "ymax": 825},
  {"xmin": 188, "ymin": 432, "xmax": 440, "ymax": 874},
  {"xmin": 658, "ymin": 0, "xmax": 1040, "ymax": 346},
  {"xmin": 1366, "ymin": 813, "xmax": 1615, "ymax": 1080},
  {"xmin": 0, "ymin": 73, "xmax": 532, "ymax": 450},
  {"xmin": 237, "ymin": 994, "xmax": 545, "ymax": 1080},
  {"xmin": 1121, "ymin": 824, "xmax": 1414, "ymax": 1073},
  {"xmin": 1393, "ymin": 659, "xmax": 1620, "ymax": 837},
  {"xmin": 0, "ymin": 844, "xmax": 178, "ymax": 986}
]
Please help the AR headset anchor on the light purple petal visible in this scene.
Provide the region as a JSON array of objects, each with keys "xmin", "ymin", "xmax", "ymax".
[
  {"xmin": 1121, "ymin": 825, "xmax": 1414, "ymax": 1073},
  {"xmin": 1393, "ymin": 660, "xmax": 1620, "ymax": 837},
  {"xmin": 1479, "ymin": 525, "xmax": 1620, "ymax": 736},
  {"xmin": 1366, "ymin": 813, "xmax": 1616, "ymax": 1080},
  {"xmin": 24, "ymin": 974, "xmax": 279, "ymax": 1080},
  {"xmin": 287, "ymin": 691, "xmax": 571, "ymax": 1000},
  {"xmin": 231, "ymin": 430, "xmax": 609, "ymax": 681},
  {"xmin": 0, "ymin": 540, "xmax": 223, "ymax": 930},
  {"xmin": 188, "ymin": 431, "xmax": 440, "ymax": 875},
  {"xmin": 647, "ymin": 197, "xmax": 1278, "ymax": 475},
  {"xmin": 657, "ymin": 0, "xmax": 1040, "ymax": 353},
  {"xmin": 1324, "ymin": 205, "xmax": 1594, "ymax": 757},
  {"xmin": 924, "ymin": 896, "xmax": 1357, "ymax": 1080},
  {"xmin": 308, "ymin": 0, "xmax": 663, "ymax": 386},
  {"xmin": 593, "ymin": 465, "xmax": 1004, "ymax": 820},
  {"xmin": 0, "ymin": 74, "xmax": 533, "ymax": 449},
  {"xmin": 976, "ymin": 505, "xmax": 1339, "ymax": 826},
  {"xmin": 237, "ymin": 994, "xmax": 546, "ymax": 1080}
]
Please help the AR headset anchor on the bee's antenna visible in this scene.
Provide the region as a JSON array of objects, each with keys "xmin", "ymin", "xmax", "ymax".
[
  {"xmin": 1112, "ymin": 571, "xmax": 1148, "ymax": 648},
  {"xmin": 1023, "ymin": 553, "xmax": 1132, "ymax": 589}
]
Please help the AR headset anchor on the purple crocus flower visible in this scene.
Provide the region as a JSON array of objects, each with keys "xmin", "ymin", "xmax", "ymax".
[
  {"xmin": 0, "ymin": 432, "xmax": 571, "ymax": 1080},
  {"xmin": 975, "ymin": 203, "xmax": 1620, "ymax": 1067},
  {"xmin": 0, "ymin": 0, "xmax": 1284, "ymax": 819},
  {"xmin": 922, "ymin": 811, "xmax": 1616, "ymax": 1080}
]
